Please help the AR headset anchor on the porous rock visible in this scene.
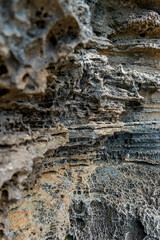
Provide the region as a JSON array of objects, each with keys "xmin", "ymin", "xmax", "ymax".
[{"xmin": 0, "ymin": 0, "xmax": 160, "ymax": 239}]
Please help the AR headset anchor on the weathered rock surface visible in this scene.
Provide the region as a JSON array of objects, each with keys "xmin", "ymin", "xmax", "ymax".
[{"xmin": 0, "ymin": 0, "xmax": 160, "ymax": 239}]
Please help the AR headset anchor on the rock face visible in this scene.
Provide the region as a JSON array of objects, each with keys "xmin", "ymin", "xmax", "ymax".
[{"xmin": 0, "ymin": 0, "xmax": 160, "ymax": 239}]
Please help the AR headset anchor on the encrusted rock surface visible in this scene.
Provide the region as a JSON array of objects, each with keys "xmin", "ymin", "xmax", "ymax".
[{"xmin": 0, "ymin": 0, "xmax": 160, "ymax": 239}]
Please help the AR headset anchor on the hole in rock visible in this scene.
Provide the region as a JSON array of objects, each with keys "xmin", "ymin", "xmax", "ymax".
[
  {"xmin": 13, "ymin": 173, "xmax": 18, "ymax": 178},
  {"xmin": 43, "ymin": 13, "xmax": 48, "ymax": 18},
  {"xmin": 52, "ymin": 16, "xmax": 79, "ymax": 43},
  {"xmin": 1, "ymin": 190, "xmax": 8, "ymax": 201},
  {"xmin": 0, "ymin": 64, "xmax": 8, "ymax": 77},
  {"xmin": 76, "ymin": 218, "xmax": 85, "ymax": 229},
  {"xmin": 22, "ymin": 73, "xmax": 30, "ymax": 83},
  {"xmin": 36, "ymin": 20, "xmax": 45, "ymax": 29},
  {"xmin": 73, "ymin": 201, "xmax": 84, "ymax": 214},
  {"xmin": 135, "ymin": 220, "xmax": 146, "ymax": 239},
  {"xmin": 114, "ymin": 134, "xmax": 118, "ymax": 139},
  {"xmin": 94, "ymin": 31, "xmax": 101, "ymax": 37},
  {"xmin": 35, "ymin": 10, "xmax": 41, "ymax": 17},
  {"xmin": 126, "ymin": 101, "xmax": 143, "ymax": 111},
  {"xmin": 139, "ymin": 33, "xmax": 145, "ymax": 37},
  {"xmin": 129, "ymin": 220, "xmax": 146, "ymax": 239},
  {"xmin": 48, "ymin": 33, "xmax": 57, "ymax": 48},
  {"xmin": 65, "ymin": 234, "xmax": 75, "ymax": 240},
  {"xmin": 0, "ymin": 88, "xmax": 9, "ymax": 97}
]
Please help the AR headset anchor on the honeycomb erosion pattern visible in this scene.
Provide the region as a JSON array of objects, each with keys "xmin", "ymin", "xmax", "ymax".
[{"xmin": 0, "ymin": 0, "xmax": 160, "ymax": 239}]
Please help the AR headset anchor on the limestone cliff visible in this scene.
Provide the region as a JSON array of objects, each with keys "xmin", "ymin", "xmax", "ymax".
[{"xmin": 0, "ymin": 0, "xmax": 160, "ymax": 239}]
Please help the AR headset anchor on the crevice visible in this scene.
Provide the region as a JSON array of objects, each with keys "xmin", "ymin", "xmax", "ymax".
[{"xmin": 124, "ymin": 160, "xmax": 160, "ymax": 167}]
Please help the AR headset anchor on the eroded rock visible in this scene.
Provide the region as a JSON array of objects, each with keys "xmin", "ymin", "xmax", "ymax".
[{"xmin": 0, "ymin": 0, "xmax": 160, "ymax": 239}]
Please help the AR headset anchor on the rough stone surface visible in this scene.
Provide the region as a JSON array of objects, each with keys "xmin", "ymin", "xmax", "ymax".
[{"xmin": 0, "ymin": 0, "xmax": 160, "ymax": 239}]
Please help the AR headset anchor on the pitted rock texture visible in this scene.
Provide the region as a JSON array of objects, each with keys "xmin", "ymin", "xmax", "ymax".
[
  {"xmin": 0, "ymin": 0, "xmax": 160, "ymax": 239},
  {"xmin": 0, "ymin": 0, "xmax": 90, "ymax": 100}
]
